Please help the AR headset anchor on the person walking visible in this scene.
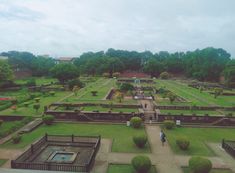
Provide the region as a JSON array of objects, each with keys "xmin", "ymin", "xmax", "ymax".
[{"xmin": 160, "ymin": 130, "xmax": 166, "ymax": 146}]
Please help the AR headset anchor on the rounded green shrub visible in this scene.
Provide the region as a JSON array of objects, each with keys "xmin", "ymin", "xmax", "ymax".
[
  {"xmin": 0, "ymin": 119, "xmax": 3, "ymax": 126},
  {"xmin": 42, "ymin": 115, "xmax": 55, "ymax": 125},
  {"xmin": 49, "ymin": 91, "xmax": 55, "ymax": 96},
  {"xmin": 189, "ymin": 157, "xmax": 212, "ymax": 173},
  {"xmin": 130, "ymin": 117, "xmax": 142, "ymax": 128},
  {"xmin": 131, "ymin": 155, "xmax": 151, "ymax": 173},
  {"xmin": 34, "ymin": 98, "xmax": 40, "ymax": 102},
  {"xmin": 133, "ymin": 135, "xmax": 147, "ymax": 148},
  {"xmin": 163, "ymin": 120, "xmax": 175, "ymax": 129},
  {"xmin": 23, "ymin": 102, "xmax": 30, "ymax": 107},
  {"xmin": 12, "ymin": 134, "xmax": 22, "ymax": 144},
  {"xmin": 33, "ymin": 104, "xmax": 40, "ymax": 112},
  {"xmin": 176, "ymin": 137, "xmax": 190, "ymax": 150}
]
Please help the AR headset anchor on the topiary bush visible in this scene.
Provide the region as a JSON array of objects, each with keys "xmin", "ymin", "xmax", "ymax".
[
  {"xmin": 0, "ymin": 119, "xmax": 3, "ymax": 126},
  {"xmin": 131, "ymin": 155, "xmax": 151, "ymax": 173},
  {"xmin": 130, "ymin": 117, "xmax": 142, "ymax": 128},
  {"xmin": 33, "ymin": 104, "xmax": 40, "ymax": 113},
  {"xmin": 12, "ymin": 134, "xmax": 22, "ymax": 144},
  {"xmin": 23, "ymin": 102, "xmax": 30, "ymax": 107},
  {"xmin": 133, "ymin": 135, "xmax": 147, "ymax": 148},
  {"xmin": 34, "ymin": 98, "xmax": 40, "ymax": 102},
  {"xmin": 42, "ymin": 115, "xmax": 55, "ymax": 125},
  {"xmin": 163, "ymin": 120, "xmax": 175, "ymax": 129},
  {"xmin": 176, "ymin": 137, "xmax": 190, "ymax": 150},
  {"xmin": 49, "ymin": 91, "xmax": 55, "ymax": 96},
  {"xmin": 189, "ymin": 157, "xmax": 212, "ymax": 173}
]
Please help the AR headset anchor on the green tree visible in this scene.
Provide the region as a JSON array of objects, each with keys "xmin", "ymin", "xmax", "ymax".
[
  {"xmin": 50, "ymin": 63, "xmax": 79, "ymax": 83},
  {"xmin": 0, "ymin": 60, "xmax": 14, "ymax": 83},
  {"xmin": 223, "ymin": 59, "xmax": 235, "ymax": 88}
]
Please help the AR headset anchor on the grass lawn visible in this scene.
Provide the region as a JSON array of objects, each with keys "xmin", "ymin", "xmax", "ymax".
[
  {"xmin": 163, "ymin": 127, "xmax": 235, "ymax": 156},
  {"xmin": 160, "ymin": 109, "xmax": 222, "ymax": 116},
  {"xmin": 0, "ymin": 159, "xmax": 7, "ymax": 167},
  {"xmin": 0, "ymin": 91, "xmax": 71, "ymax": 116},
  {"xmin": 107, "ymin": 164, "xmax": 157, "ymax": 173},
  {"xmin": 67, "ymin": 78, "xmax": 137, "ymax": 104},
  {"xmin": 81, "ymin": 106, "xmax": 138, "ymax": 113},
  {"xmin": 0, "ymin": 123, "xmax": 150, "ymax": 153},
  {"xmin": 15, "ymin": 77, "xmax": 58, "ymax": 85},
  {"xmin": 182, "ymin": 167, "xmax": 233, "ymax": 173},
  {"xmin": 155, "ymin": 80, "xmax": 235, "ymax": 107}
]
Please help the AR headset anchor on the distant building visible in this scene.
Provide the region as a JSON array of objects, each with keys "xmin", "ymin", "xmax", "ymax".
[{"xmin": 55, "ymin": 57, "xmax": 75, "ymax": 64}]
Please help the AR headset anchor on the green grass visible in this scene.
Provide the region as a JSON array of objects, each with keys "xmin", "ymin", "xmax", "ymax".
[
  {"xmin": 155, "ymin": 80, "xmax": 235, "ymax": 107},
  {"xmin": 79, "ymin": 106, "xmax": 137, "ymax": 113},
  {"xmin": 0, "ymin": 159, "xmax": 7, "ymax": 167},
  {"xmin": 164, "ymin": 127, "xmax": 235, "ymax": 156},
  {"xmin": 182, "ymin": 167, "xmax": 233, "ymax": 173},
  {"xmin": 0, "ymin": 91, "xmax": 71, "ymax": 116},
  {"xmin": 107, "ymin": 164, "xmax": 157, "ymax": 173},
  {"xmin": 15, "ymin": 77, "xmax": 58, "ymax": 85},
  {"xmin": 0, "ymin": 123, "xmax": 150, "ymax": 153},
  {"xmin": 160, "ymin": 110, "xmax": 222, "ymax": 116},
  {"xmin": 67, "ymin": 78, "xmax": 137, "ymax": 104}
]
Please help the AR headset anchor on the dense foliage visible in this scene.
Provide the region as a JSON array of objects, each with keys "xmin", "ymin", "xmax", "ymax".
[
  {"xmin": 0, "ymin": 60, "xmax": 14, "ymax": 82},
  {"xmin": 1, "ymin": 47, "xmax": 234, "ymax": 84},
  {"xmin": 133, "ymin": 135, "xmax": 148, "ymax": 148},
  {"xmin": 50, "ymin": 63, "xmax": 79, "ymax": 83},
  {"xmin": 131, "ymin": 155, "xmax": 152, "ymax": 173},
  {"xmin": 189, "ymin": 157, "xmax": 212, "ymax": 173},
  {"xmin": 130, "ymin": 117, "xmax": 142, "ymax": 128},
  {"xmin": 163, "ymin": 120, "xmax": 175, "ymax": 129}
]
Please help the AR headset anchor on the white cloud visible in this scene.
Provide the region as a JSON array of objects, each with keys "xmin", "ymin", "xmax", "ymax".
[{"xmin": 0, "ymin": 0, "xmax": 235, "ymax": 57}]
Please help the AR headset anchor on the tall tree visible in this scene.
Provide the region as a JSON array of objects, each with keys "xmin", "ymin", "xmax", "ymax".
[{"xmin": 0, "ymin": 60, "xmax": 14, "ymax": 82}]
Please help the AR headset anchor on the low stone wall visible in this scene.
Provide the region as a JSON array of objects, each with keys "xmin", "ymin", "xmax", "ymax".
[
  {"xmin": 0, "ymin": 115, "xmax": 26, "ymax": 121},
  {"xmin": 155, "ymin": 105, "xmax": 235, "ymax": 111},
  {"xmin": 157, "ymin": 114, "xmax": 235, "ymax": 126},
  {"xmin": 50, "ymin": 102, "xmax": 142, "ymax": 109},
  {"xmin": 105, "ymin": 88, "xmax": 115, "ymax": 100},
  {"xmin": 45, "ymin": 110, "xmax": 143, "ymax": 122}
]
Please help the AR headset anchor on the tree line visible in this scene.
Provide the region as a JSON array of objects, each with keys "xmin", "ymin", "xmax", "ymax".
[{"xmin": 0, "ymin": 47, "xmax": 235, "ymax": 87}]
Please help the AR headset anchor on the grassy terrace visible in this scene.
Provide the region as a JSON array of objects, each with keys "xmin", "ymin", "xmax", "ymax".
[
  {"xmin": 155, "ymin": 80, "xmax": 235, "ymax": 107},
  {"xmin": 66, "ymin": 78, "xmax": 137, "ymax": 104},
  {"xmin": 160, "ymin": 109, "xmax": 222, "ymax": 116},
  {"xmin": 164, "ymin": 127, "xmax": 235, "ymax": 156},
  {"xmin": 0, "ymin": 123, "xmax": 150, "ymax": 153},
  {"xmin": 107, "ymin": 164, "xmax": 157, "ymax": 173},
  {"xmin": 15, "ymin": 77, "xmax": 58, "ymax": 85},
  {"xmin": 182, "ymin": 167, "xmax": 233, "ymax": 173},
  {"xmin": 0, "ymin": 91, "xmax": 71, "ymax": 116}
]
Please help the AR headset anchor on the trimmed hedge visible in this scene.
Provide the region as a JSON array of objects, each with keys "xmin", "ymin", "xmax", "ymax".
[
  {"xmin": 130, "ymin": 117, "xmax": 142, "ymax": 128},
  {"xmin": 176, "ymin": 137, "xmax": 190, "ymax": 150},
  {"xmin": 42, "ymin": 115, "xmax": 55, "ymax": 125},
  {"xmin": 189, "ymin": 157, "xmax": 212, "ymax": 173},
  {"xmin": 131, "ymin": 155, "xmax": 151, "ymax": 173},
  {"xmin": 163, "ymin": 120, "xmax": 175, "ymax": 129},
  {"xmin": 133, "ymin": 135, "xmax": 147, "ymax": 148}
]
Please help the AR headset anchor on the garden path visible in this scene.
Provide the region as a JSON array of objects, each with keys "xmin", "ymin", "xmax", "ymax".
[{"xmin": 0, "ymin": 148, "xmax": 23, "ymax": 168}]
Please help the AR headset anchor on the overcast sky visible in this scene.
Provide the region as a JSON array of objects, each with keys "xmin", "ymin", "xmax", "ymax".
[{"xmin": 0, "ymin": 0, "xmax": 235, "ymax": 57}]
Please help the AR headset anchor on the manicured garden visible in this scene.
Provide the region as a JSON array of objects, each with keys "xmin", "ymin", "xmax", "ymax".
[
  {"xmin": 0, "ymin": 91, "xmax": 71, "ymax": 116},
  {"xmin": 160, "ymin": 109, "xmax": 222, "ymax": 116},
  {"xmin": 107, "ymin": 164, "xmax": 157, "ymax": 173},
  {"xmin": 155, "ymin": 80, "xmax": 235, "ymax": 107},
  {"xmin": 0, "ymin": 123, "xmax": 150, "ymax": 153},
  {"xmin": 164, "ymin": 127, "xmax": 235, "ymax": 156},
  {"xmin": 182, "ymin": 167, "xmax": 233, "ymax": 173}
]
